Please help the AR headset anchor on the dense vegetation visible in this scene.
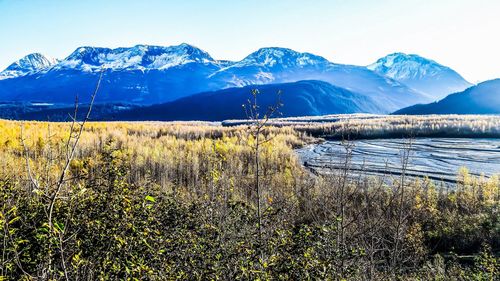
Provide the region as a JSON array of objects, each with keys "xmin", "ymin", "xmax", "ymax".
[
  {"xmin": 225, "ymin": 114, "xmax": 500, "ymax": 140},
  {"xmin": 0, "ymin": 102, "xmax": 139, "ymax": 121},
  {"xmin": 0, "ymin": 119, "xmax": 498, "ymax": 280}
]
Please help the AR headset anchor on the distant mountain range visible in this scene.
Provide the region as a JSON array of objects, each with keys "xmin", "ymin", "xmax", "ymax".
[
  {"xmin": 1, "ymin": 80, "xmax": 385, "ymax": 121},
  {"xmin": 0, "ymin": 44, "xmax": 224, "ymax": 105},
  {"xmin": 210, "ymin": 48, "xmax": 430, "ymax": 112},
  {"xmin": 105, "ymin": 80, "xmax": 386, "ymax": 121},
  {"xmin": 395, "ymin": 79, "xmax": 500, "ymax": 115},
  {"xmin": 0, "ymin": 43, "xmax": 480, "ymax": 120}
]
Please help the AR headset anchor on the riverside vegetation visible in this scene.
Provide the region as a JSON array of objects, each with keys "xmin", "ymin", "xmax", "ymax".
[
  {"xmin": 225, "ymin": 114, "xmax": 500, "ymax": 140},
  {"xmin": 0, "ymin": 118, "xmax": 498, "ymax": 280}
]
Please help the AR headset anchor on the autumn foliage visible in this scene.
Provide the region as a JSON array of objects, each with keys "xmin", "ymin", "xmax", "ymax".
[{"xmin": 0, "ymin": 120, "xmax": 498, "ymax": 280}]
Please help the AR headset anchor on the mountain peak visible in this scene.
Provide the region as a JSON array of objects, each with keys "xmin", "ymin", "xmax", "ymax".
[
  {"xmin": 367, "ymin": 52, "xmax": 472, "ymax": 99},
  {"xmin": 241, "ymin": 47, "xmax": 329, "ymax": 68},
  {"xmin": 0, "ymin": 53, "xmax": 57, "ymax": 79},
  {"xmin": 367, "ymin": 52, "xmax": 442, "ymax": 75},
  {"xmin": 171, "ymin": 43, "xmax": 214, "ymax": 61},
  {"xmin": 65, "ymin": 47, "xmax": 112, "ymax": 66},
  {"xmin": 253, "ymin": 47, "xmax": 297, "ymax": 56},
  {"xmin": 58, "ymin": 43, "xmax": 215, "ymax": 71},
  {"xmin": 177, "ymin": 42, "xmax": 199, "ymax": 50}
]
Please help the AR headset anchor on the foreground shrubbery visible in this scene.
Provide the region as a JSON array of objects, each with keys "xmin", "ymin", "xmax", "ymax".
[{"xmin": 0, "ymin": 120, "xmax": 498, "ymax": 280}]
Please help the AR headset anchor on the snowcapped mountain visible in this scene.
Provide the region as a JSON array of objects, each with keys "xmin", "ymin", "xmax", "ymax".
[
  {"xmin": 0, "ymin": 44, "xmax": 471, "ymax": 115},
  {"xmin": 368, "ymin": 53, "xmax": 472, "ymax": 99},
  {"xmin": 0, "ymin": 43, "xmax": 224, "ymax": 104},
  {"xmin": 210, "ymin": 48, "xmax": 430, "ymax": 112},
  {"xmin": 210, "ymin": 47, "xmax": 331, "ymax": 86},
  {"xmin": 55, "ymin": 43, "xmax": 217, "ymax": 72},
  {"xmin": 0, "ymin": 53, "xmax": 58, "ymax": 79},
  {"xmin": 236, "ymin": 47, "xmax": 330, "ymax": 68}
]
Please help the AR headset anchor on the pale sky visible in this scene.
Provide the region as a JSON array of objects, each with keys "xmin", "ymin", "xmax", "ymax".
[{"xmin": 0, "ymin": 0, "xmax": 499, "ymax": 82}]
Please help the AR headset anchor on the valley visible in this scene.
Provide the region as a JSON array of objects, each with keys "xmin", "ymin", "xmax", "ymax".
[
  {"xmin": 1, "ymin": 1, "xmax": 499, "ymax": 279},
  {"xmin": 0, "ymin": 115, "xmax": 498, "ymax": 280}
]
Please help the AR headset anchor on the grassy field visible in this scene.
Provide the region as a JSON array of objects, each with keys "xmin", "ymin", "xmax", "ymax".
[{"xmin": 0, "ymin": 118, "xmax": 498, "ymax": 280}]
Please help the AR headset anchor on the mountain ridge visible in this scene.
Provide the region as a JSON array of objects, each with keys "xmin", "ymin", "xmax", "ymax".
[
  {"xmin": 0, "ymin": 44, "xmax": 474, "ymax": 114},
  {"xmin": 104, "ymin": 80, "xmax": 387, "ymax": 121},
  {"xmin": 54, "ymin": 43, "xmax": 216, "ymax": 72},
  {"xmin": 394, "ymin": 79, "xmax": 500, "ymax": 115}
]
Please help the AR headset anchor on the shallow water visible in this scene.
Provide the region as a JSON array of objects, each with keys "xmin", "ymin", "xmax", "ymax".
[{"xmin": 296, "ymin": 138, "xmax": 500, "ymax": 182}]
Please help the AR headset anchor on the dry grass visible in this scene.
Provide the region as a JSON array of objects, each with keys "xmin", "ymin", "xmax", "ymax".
[
  {"xmin": 0, "ymin": 119, "xmax": 311, "ymax": 202},
  {"xmin": 224, "ymin": 114, "xmax": 500, "ymax": 139}
]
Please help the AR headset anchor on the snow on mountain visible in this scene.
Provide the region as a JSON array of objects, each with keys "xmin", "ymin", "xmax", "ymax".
[
  {"xmin": 0, "ymin": 44, "xmax": 223, "ymax": 105},
  {"xmin": 368, "ymin": 53, "xmax": 472, "ymax": 99},
  {"xmin": 215, "ymin": 60, "xmax": 235, "ymax": 68},
  {"xmin": 0, "ymin": 45, "xmax": 471, "ymax": 113},
  {"xmin": 55, "ymin": 43, "xmax": 216, "ymax": 72},
  {"xmin": 235, "ymin": 47, "xmax": 330, "ymax": 68},
  {"xmin": 208, "ymin": 47, "xmax": 430, "ymax": 112},
  {"xmin": 209, "ymin": 47, "xmax": 332, "ymax": 87},
  {"xmin": 0, "ymin": 53, "xmax": 58, "ymax": 79},
  {"xmin": 368, "ymin": 53, "xmax": 440, "ymax": 80}
]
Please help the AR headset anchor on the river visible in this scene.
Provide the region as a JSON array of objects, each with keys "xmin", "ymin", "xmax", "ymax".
[{"xmin": 296, "ymin": 138, "xmax": 500, "ymax": 183}]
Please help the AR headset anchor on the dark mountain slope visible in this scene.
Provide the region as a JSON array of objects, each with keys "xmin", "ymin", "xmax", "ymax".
[
  {"xmin": 108, "ymin": 80, "xmax": 385, "ymax": 121},
  {"xmin": 394, "ymin": 79, "xmax": 500, "ymax": 115}
]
